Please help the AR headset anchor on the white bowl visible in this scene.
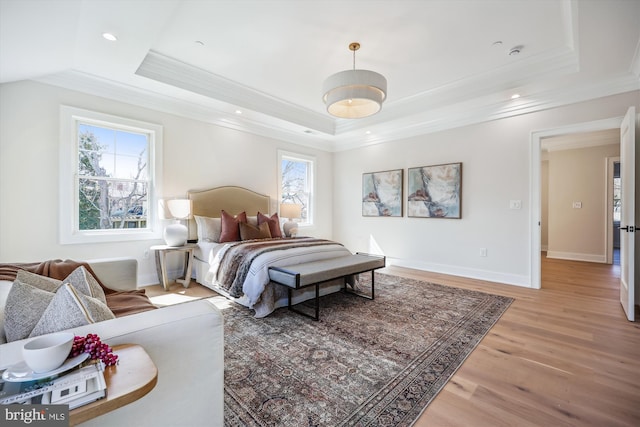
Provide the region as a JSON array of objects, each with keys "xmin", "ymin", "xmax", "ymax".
[{"xmin": 22, "ymin": 332, "xmax": 74, "ymax": 373}]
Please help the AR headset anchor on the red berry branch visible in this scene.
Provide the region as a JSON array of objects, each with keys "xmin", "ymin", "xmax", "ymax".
[{"xmin": 70, "ymin": 334, "xmax": 119, "ymax": 366}]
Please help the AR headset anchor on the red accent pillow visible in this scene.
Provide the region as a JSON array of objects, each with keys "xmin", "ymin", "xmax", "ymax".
[
  {"xmin": 219, "ymin": 210, "xmax": 247, "ymax": 242},
  {"xmin": 257, "ymin": 212, "xmax": 282, "ymax": 238}
]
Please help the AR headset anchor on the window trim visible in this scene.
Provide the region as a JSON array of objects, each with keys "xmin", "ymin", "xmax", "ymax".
[
  {"xmin": 277, "ymin": 150, "xmax": 315, "ymax": 227},
  {"xmin": 59, "ymin": 106, "xmax": 163, "ymax": 244}
]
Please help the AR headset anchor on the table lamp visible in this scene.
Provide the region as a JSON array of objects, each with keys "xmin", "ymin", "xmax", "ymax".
[
  {"xmin": 280, "ymin": 203, "xmax": 302, "ymax": 237},
  {"xmin": 158, "ymin": 199, "xmax": 192, "ymax": 246}
]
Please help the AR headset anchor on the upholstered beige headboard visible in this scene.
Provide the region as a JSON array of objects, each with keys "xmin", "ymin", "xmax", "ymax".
[{"xmin": 187, "ymin": 186, "xmax": 271, "ymax": 241}]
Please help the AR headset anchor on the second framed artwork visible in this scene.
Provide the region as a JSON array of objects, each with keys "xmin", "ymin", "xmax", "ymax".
[{"xmin": 407, "ymin": 163, "xmax": 462, "ymax": 218}]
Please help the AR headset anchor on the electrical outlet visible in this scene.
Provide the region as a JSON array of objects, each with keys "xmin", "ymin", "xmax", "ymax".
[
  {"xmin": 573, "ymin": 201, "xmax": 582, "ymax": 209},
  {"xmin": 143, "ymin": 249, "xmax": 150, "ymax": 260},
  {"xmin": 509, "ymin": 200, "xmax": 522, "ymax": 210},
  {"xmin": 480, "ymin": 248, "xmax": 488, "ymax": 257}
]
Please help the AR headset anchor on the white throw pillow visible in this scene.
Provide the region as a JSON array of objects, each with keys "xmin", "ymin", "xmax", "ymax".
[{"xmin": 195, "ymin": 215, "xmax": 222, "ymax": 242}]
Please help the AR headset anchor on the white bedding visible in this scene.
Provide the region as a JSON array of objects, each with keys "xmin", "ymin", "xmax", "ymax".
[{"xmin": 194, "ymin": 239, "xmax": 352, "ymax": 317}]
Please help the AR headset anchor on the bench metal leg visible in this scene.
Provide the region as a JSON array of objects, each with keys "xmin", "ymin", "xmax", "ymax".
[
  {"xmin": 287, "ymin": 284, "xmax": 320, "ymax": 321},
  {"xmin": 344, "ymin": 270, "xmax": 376, "ymax": 300}
]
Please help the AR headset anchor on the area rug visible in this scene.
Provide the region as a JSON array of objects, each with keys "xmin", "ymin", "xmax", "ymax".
[{"xmin": 223, "ymin": 272, "xmax": 513, "ymax": 426}]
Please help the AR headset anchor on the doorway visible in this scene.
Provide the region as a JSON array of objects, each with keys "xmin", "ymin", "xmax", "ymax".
[
  {"xmin": 610, "ymin": 158, "xmax": 621, "ymax": 266},
  {"xmin": 530, "ymin": 116, "xmax": 623, "ymax": 290}
]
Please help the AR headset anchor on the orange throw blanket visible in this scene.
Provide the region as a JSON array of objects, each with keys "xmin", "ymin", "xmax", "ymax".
[{"xmin": 0, "ymin": 259, "xmax": 157, "ymax": 317}]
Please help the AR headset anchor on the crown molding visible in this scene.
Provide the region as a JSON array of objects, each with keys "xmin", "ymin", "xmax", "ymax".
[
  {"xmin": 35, "ymin": 65, "xmax": 639, "ymax": 154},
  {"xmin": 329, "ymin": 73, "xmax": 639, "ymax": 152}
]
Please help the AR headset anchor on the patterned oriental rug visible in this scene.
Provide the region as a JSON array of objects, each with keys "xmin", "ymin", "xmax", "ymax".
[{"xmin": 223, "ymin": 273, "xmax": 513, "ymax": 426}]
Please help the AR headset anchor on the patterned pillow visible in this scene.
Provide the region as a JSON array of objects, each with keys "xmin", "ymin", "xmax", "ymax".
[
  {"xmin": 239, "ymin": 222, "xmax": 272, "ymax": 241},
  {"xmin": 30, "ymin": 284, "xmax": 115, "ymax": 338},
  {"xmin": 257, "ymin": 212, "xmax": 282, "ymax": 238},
  {"xmin": 219, "ymin": 210, "xmax": 247, "ymax": 243}
]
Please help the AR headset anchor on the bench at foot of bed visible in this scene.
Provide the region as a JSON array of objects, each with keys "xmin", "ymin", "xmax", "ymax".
[{"xmin": 267, "ymin": 253, "xmax": 386, "ymax": 321}]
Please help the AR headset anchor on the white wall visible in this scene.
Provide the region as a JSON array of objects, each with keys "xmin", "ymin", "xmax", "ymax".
[
  {"xmin": 547, "ymin": 144, "xmax": 620, "ymax": 262},
  {"xmin": 0, "ymin": 81, "xmax": 334, "ymax": 285},
  {"xmin": 332, "ymin": 91, "xmax": 640, "ymax": 288}
]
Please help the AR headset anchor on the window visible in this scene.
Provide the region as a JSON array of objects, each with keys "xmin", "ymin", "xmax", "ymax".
[
  {"xmin": 60, "ymin": 106, "xmax": 163, "ymax": 244},
  {"xmin": 278, "ymin": 150, "xmax": 314, "ymax": 226}
]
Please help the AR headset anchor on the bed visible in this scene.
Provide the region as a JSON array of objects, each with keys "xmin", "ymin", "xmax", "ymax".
[{"xmin": 187, "ymin": 186, "xmax": 353, "ymax": 317}]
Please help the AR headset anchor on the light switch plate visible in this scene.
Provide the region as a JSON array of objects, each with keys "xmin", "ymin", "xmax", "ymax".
[{"xmin": 509, "ymin": 200, "xmax": 522, "ymax": 210}]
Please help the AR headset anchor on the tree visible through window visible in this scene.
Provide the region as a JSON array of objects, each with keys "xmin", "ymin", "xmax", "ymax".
[
  {"xmin": 60, "ymin": 105, "xmax": 163, "ymax": 244},
  {"xmin": 78, "ymin": 124, "xmax": 149, "ymax": 230},
  {"xmin": 279, "ymin": 152, "xmax": 314, "ymax": 225}
]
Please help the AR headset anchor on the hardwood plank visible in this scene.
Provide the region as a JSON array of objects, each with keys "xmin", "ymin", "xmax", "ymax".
[{"xmin": 392, "ymin": 253, "xmax": 640, "ymax": 427}]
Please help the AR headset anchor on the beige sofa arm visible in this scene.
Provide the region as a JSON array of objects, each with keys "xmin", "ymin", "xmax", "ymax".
[{"xmin": 87, "ymin": 257, "xmax": 138, "ymax": 291}]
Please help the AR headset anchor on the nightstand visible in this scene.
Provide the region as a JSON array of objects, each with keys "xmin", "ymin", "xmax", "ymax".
[{"xmin": 150, "ymin": 243, "xmax": 196, "ymax": 290}]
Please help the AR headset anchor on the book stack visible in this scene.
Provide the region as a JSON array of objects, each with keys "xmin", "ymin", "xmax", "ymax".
[{"xmin": 0, "ymin": 362, "xmax": 106, "ymax": 410}]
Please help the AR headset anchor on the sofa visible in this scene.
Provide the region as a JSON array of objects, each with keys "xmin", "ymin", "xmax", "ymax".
[{"xmin": 0, "ymin": 258, "xmax": 224, "ymax": 427}]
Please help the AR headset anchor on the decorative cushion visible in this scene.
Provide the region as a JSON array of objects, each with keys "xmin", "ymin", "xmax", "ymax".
[
  {"xmin": 15, "ymin": 270, "xmax": 61, "ymax": 293},
  {"xmin": 257, "ymin": 212, "xmax": 283, "ymax": 238},
  {"xmin": 30, "ymin": 284, "xmax": 115, "ymax": 338},
  {"xmin": 219, "ymin": 210, "xmax": 247, "ymax": 243},
  {"xmin": 64, "ymin": 266, "xmax": 107, "ymax": 303},
  {"xmin": 4, "ymin": 280, "xmax": 56, "ymax": 342},
  {"xmin": 239, "ymin": 222, "xmax": 272, "ymax": 241},
  {"xmin": 4, "ymin": 266, "xmax": 114, "ymax": 342},
  {"xmin": 194, "ymin": 215, "xmax": 222, "ymax": 242}
]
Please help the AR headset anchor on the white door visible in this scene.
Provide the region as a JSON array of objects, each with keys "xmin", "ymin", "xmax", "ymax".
[{"xmin": 619, "ymin": 106, "xmax": 635, "ymax": 321}]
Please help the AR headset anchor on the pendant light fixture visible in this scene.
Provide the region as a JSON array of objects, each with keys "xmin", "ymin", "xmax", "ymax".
[{"xmin": 322, "ymin": 42, "xmax": 387, "ymax": 119}]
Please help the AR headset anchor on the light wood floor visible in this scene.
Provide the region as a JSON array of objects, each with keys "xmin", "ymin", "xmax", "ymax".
[
  {"xmin": 145, "ymin": 254, "xmax": 640, "ymax": 426},
  {"xmin": 402, "ymin": 254, "xmax": 640, "ymax": 427}
]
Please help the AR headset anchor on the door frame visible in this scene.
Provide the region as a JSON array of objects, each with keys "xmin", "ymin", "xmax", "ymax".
[
  {"xmin": 606, "ymin": 157, "xmax": 621, "ymax": 265},
  {"xmin": 530, "ymin": 116, "xmax": 623, "ymax": 289}
]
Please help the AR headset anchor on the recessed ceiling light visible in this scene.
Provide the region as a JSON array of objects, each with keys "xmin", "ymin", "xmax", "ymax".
[
  {"xmin": 235, "ymin": 110, "xmax": 242, "ymax": 115},
  {"xmin": 195, "ymin": 40, "xmax": 205, "ymax": 46},
  {"xmin": 509, "ymin": 46, "xmax": 522, "ymax": 56},
  {"xmin": 102, "ymin": 32, "xmax": 118, "ymax": 42},
  {"xmin": 511, "ymin": 93, "xmax": 521, "ymax": 99},
  {"xmin": 304, "ymin": 130, "xmax": 313, "ymax": 134},
  {"xmin": 492, "ymin": 41, "xmax": 503, "ymax": 47},
  {"xmin": 365, "ymin": 130, "xmax": 371, "ymax": 135}
]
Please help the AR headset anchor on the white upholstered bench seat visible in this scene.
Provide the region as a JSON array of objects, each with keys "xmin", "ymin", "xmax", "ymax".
[{"xmin": 268, "ymin": 253, "xmax": 385, "ymax": 320}]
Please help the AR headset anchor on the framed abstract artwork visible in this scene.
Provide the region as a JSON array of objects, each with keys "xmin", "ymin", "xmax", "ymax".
[
  {"xmin": 362, "ymin": 169, "xmax": 403, "ymax": 217},
  {"xmin": 407, "ymin": 163, "xmax": 462, "ymax": 218}
]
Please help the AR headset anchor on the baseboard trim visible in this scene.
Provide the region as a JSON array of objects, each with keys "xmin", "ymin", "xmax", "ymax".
[
  {"xmin": 386, "ymin": 258, "xmax": 531, "ymax": 288},
  {"xmin": 546, "ymin": 251, "xmax": 607, "ymax": 263}
]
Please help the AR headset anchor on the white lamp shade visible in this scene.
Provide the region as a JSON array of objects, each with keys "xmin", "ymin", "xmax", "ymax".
[
  {"xmin": 322, "ymin": 69, "xmax": 387, "ymax": 119},
  {"xmin": 158, "ymin": 199, "xmax": 192, "ymax": 220},
  {"xmin": 280, "ymin": 203, "xmax": 302, "ymax": 219}
]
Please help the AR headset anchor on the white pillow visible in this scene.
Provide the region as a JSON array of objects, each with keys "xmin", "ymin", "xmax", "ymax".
[{"xmin": 195, "ymin": 215, "xmax": 222, "ymax": 242}]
